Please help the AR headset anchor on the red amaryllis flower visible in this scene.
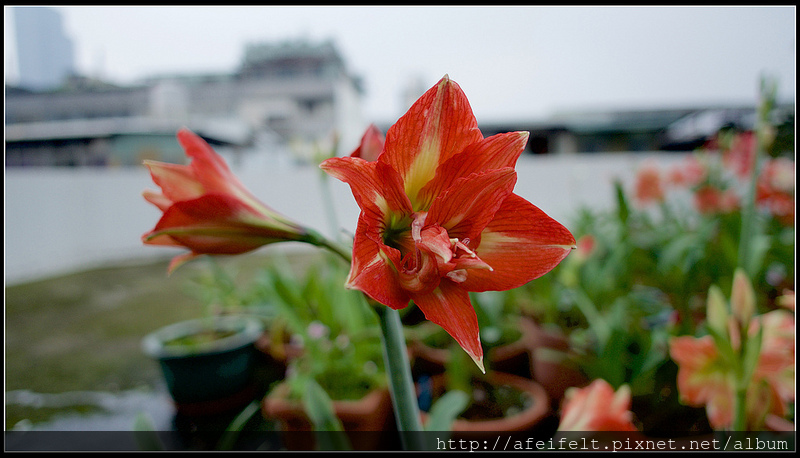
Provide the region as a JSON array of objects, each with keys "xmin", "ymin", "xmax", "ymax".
[
  {"xmin": 142, "ymin": 128, "xmax": 308, "ymax": 273},
  {"xmin": 756, "ymin": 157, "xmax": 795, "ymax": 226},
  {"xmin": 668, "ymin": 155, "xmax": 707, "ymax": 188},
  {"xmin": 669, "ymin": 335, "xmax": 737, "ymax": 429},
  {"xmin": 669, "ymin": 309, "xmax": 795, "ymax": 430},
  {"xmin": 557, "ymin": 379, "xmax": 638, "ymax": 431},
  {"xmin": 350, "ymin": 124, "xmax": 385, "ymax": 162},
  {"xmin": 634, "ymin": 161, "xmax": 664, "ymax": 206},
  {"xmin": 693, "ymin": 185, "xmax": 739, "ymax": 215},
  {"xmin": 320, "ymin": 76, "xmax": 576, "ymax": 370},
  {"xmin": 575, "ymin": 234, "xmax": 596, "ymax": 260},
  {"xmin": 667, "ymin": 155, "xmax": 706, "ymax": 188},
  {"xmin": 722, "ymin": 131, "xmax": 757, "ymax": 180}
]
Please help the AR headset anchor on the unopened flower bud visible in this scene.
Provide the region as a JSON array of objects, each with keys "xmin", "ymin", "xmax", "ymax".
[{"xmin": 731, "ymin": 268, "xmax": 756, "ymax": 326}]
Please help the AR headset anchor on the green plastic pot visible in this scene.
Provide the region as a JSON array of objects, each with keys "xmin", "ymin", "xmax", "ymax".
[{"xmin": 142, "ymin": 315, "xmax": 264, "ymax": 405}]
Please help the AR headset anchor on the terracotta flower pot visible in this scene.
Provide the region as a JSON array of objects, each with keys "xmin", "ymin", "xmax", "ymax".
[
  {"xmin": 527, "ymin": 321, "xmax": 588, "ymax": 407},
  {"xmin": 262, "ymin": 382, "xmax": 394, "ymax": 450},
  {"xmin": 411, "ymin": 317, "xmax": 538, "ymax": 379},
  {"xmin": 422, "ymin": 371, "xmax": 551, "ymax": 440}
]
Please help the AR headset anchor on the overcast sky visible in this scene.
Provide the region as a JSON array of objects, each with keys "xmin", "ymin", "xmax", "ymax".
[{"xmin": 5, "ymin": 5, "xmax": 796, "ymax": 124}]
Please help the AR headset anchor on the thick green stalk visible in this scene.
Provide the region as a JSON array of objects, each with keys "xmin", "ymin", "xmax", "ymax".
[
  {"xmin": 732, "ymin": 76, "xmax": 776, "ymax": 431},
  {"xmin": 736, "ymin": 154, "xmax": 761, "ymax": 278},
  {"xmin": 737, "ymin": 76, "xmax": 774, "ymax": 277},
  {"xmin": 303, "ymin": 229, "xmax": 424, "ymax": 448},
  {"xmin": 375, "ymin": 305, "xmax": 425, "ymax": 450},
  {"xmin": 732, "ymin": 322, "xmax": 749, "ymax": 432},
  {"xmin": 732, "ymin": 378, "xmax": 749, "ymax": 432},
  {"xmin": 302, "ymin": 229, "xmax": 352, "ymax": 264}
]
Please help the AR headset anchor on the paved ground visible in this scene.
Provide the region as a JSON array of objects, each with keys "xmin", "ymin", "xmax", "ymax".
[
  {"xmin": 5, "ymin": 383, "xmax": 284, "ymax": 451},
  {"xmin": 7, "ymin": 385, "xmax": 176, "ymax": 432}
]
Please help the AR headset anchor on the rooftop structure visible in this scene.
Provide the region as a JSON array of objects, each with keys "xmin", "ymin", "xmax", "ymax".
[{"xmin": 5, "ymin": 39, "xmax": 366, "ymax": 167}]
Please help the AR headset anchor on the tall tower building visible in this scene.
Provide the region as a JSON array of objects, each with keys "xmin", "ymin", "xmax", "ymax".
[{"xmin": 13, "ymin": 7, "xmax": 75, "ymax": 91}]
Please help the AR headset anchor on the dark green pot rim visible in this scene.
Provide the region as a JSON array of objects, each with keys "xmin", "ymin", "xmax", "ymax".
[{"xmin": 141, "ymin": 315, "xmax": 264, "ymax": 360}]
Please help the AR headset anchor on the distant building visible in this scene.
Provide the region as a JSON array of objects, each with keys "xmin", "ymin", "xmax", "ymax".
[
  {"xmin": 6, "ymin": 33, "xmax": 793, "ymax": 165},
  {"xmin": 12, "ymin": 7, "xmax": 75, "ymax": 91},
  {"xmin": 478, "ymin": 104, "xmax": 794, "ymax": 155},
  {"xmin": 145, "ymin": 39, "xmax": 365, "ymax": 148},
  {"xmin": 5, "ymin": 39, "xmax": 366, "ymax": 167}
]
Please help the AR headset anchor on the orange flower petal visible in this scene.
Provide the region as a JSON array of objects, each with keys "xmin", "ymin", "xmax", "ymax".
[
  {"xmin": 559, "ymin": 380, "xmax": 638, "ymax": 431},
  {"xmin": 143, "ymin": 160, "xmax": 204, "ymax": 204},
  {"xmin": 142, "ymin": 189, "xmax": 176, "ymax": 213},
  {"xmin": 459, "ymin": 194, "xmax": 576, "ymax": 292},
  {"xmin": 381, "ymin": 75, "xmax": 483, "ymax": 208},
  {"xmin": 426, "ymin": 167, "xmax": 517, "ymax": 243},
  {"xmin": 411, "ymin": 280, "xmax": 484, "ymax": 371},
  {"xmin": 417, "ymin": 131, "xmax": 529, "ymax": 210},
  {"xmin": 176, "ymin": 128, "xmax": 240, "ymax": 195},
  {"xmin": 345, "ymin": 218, "xmax": 410, "ymax": 310},
  {"xmin": 320, "ymin": 157, "xmax": 413, "ymax": 226}
]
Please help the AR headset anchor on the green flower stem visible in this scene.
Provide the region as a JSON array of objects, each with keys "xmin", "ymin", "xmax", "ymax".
[
  {"xmin": 736, "ymin": 152, "xmax": 761, "ymax": 278},
  {"xmin": 302, "ymin": 229, "xmax": 352, "ymax": 264},
  {"xmin": 302, "ymin": 228, "xmax": 425, "ymax": 449},
  {"xmin": 732, "ymin": 77, "xmax": 775, "ymax": 431},
  {"xmin": 738, "ymin": 76, "xmax": 774, "ymax": 277},
  {"xmin": 732, "ymin": 383, "xmax": 749, "ymax": 432},
  {"xmin": 375, "ymin": 304, "xmax": 425, "ymax": 450}
]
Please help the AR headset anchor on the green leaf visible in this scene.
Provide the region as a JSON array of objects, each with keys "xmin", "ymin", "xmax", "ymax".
[
  {"xmin": 614, "ymin": 179, "xmax": 630, "ymax": 224},
  {"xmin": 741, "ymin": 318, "xmax": 764, "ymax": 386},
  {"xmin": 132, "ymin": 412, "xmax": 165, "ymax": 451},
  {"xmin": 263, "ymin": 266, "xmax": 310, "ymax": 335},
  {"xmin": 424, "ymin": 390, "xmax": 470, "ymax": 433},
  {"xmin": 745, "ymin": 234, "xmax": 772, "ymax": 279},
  {"xmin": 301, "ymin": 378, "xmax": 352, "ymax": 450},
  {"xmin": 571, "ymin": 289, "xmax": 609, "ymax": 346},
  {"xmin": 706, "ymin": 324, "xmax": 738, "ymax": 369},
  {"xmin": 657, "ymin": 231, "xmax": 703, "ymax": 274},
  {"xmin": 599, "ymin": 327, "xmax": 629, "ymax": 387},
  {"xmin": 216, "ymin": 400, "xmax": 261, "ymax": 450}
]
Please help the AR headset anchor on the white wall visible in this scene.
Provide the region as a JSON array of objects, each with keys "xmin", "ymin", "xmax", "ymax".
[{"xmin": 4, "ymin": 152, "xmax": 687, "ymax": 285}]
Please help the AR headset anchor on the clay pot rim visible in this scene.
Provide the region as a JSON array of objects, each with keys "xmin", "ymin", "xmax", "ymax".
[
  {"xmin": 425, "ymin": 371, "xmax": 550, "ymax": 432},
  {"xmin": 263, "ymin": 380, "xmax": 391, "ymax": 420},
  {"xmin": 412, "ymin": 316, "xmax": 538, "ymax": 365}
]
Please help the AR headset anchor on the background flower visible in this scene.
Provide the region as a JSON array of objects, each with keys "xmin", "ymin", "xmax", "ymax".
[
  {"xmin": 557, "ymin": 379, "xmax": 638, "ymax": 431},
  {"xmin": 143, "ymin": 129, "xmax": 309, "ymax": 272}
]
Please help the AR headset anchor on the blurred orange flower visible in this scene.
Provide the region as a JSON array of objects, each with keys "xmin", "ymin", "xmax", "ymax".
[
  {"xmin": 557, "ymin": 379, "xmax": 638, "ymax": 431},
  {"xmin": 349, "ymin": 123, "xmax": 385, "ymax": 162},
  {"xmin": 634, "ymin": 161, "xmax": 664, "ymax": 206},
  {"xmin": 693, "ymin": 185, "xmax": 739, "ymax": 215},
  {"xmin": 756, "ymin": 157, "xmax": 795, "ymax": 226},
  {"xmin": 667, "ymin": 155, "xmax": 706, "ymax": 188},
  {"xmin": 721, "ymin": 131, "xmax": 757, "ymax": 180},
  {"xmin": 669, "ymin": 308, "xmax": 795, "ymax": 430}
]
